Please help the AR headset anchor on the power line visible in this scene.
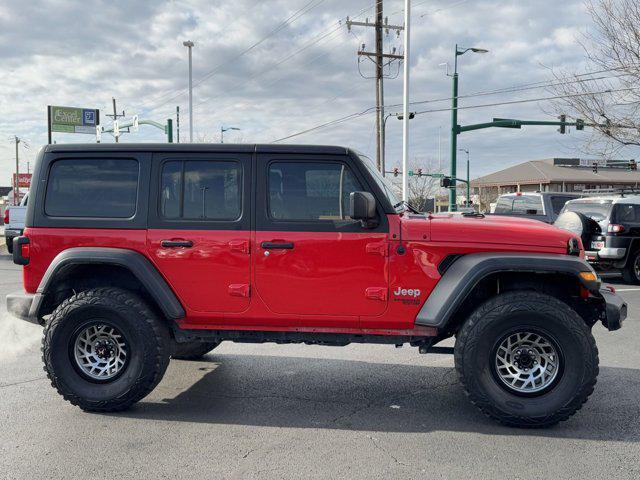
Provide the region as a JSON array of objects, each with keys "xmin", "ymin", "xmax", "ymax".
[
  {"xmin": 271, "ymin": 85, "xmax": 640, "ymax": 143},
  {"xmin": 137, "ymin": 0, "xmax": 326, "ymax": 113}
]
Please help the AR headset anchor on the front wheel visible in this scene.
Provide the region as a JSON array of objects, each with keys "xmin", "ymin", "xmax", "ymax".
[
  {"xmin": 455, "ymin": 291, "xmax": 599, "ymax": 428},
  {"xmin": 42, "ymin": 288, "xmax": 171, "ymax": 412}
]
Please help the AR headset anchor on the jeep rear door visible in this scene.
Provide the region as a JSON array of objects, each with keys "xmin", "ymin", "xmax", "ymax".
[
  {"xmin": 253, "ymin": 153, "xmax": 389, "ymax": 327},
  {"xmin": 146, "ymin": 152, "xmax": 251, "ymax": 318}
]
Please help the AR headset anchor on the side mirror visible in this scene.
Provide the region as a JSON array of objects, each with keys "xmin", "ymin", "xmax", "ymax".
[{"xmin": 349, "ymin": 191, "xmax": 377, "ymax": 228}]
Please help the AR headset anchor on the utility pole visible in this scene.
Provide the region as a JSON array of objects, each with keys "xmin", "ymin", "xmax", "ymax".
[
  {"xmin": 183, "ymin": 40, "xmax": 195, "ymax": 142},
  {"xmin": 347, "ymin": 5, "xmax": 403, "ymax": 174},
  {"xmin": 106, "ymin": 97, "xmax": 126, "ymax": 143},
  {"xmin": 176, "ymin": 106, "xmax": 180, "ymax": 143},
  {"xmin": 401, "ymin": 0, "xmax": 410, "ymax": 202},
  {"xmin": 14, "ymin": 136, "xmax": 20, "ymax": 205}
]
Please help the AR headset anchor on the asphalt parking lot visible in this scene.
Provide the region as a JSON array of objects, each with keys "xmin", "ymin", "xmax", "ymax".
[{"xmin": 1, "ymin": 251, "xmax": 638, "ymax": 480}]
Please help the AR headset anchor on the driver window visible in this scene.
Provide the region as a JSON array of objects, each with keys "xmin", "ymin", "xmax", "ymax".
[{"xmin": 268, "ymin": 162, "xmax": 363, "ymax": 221}]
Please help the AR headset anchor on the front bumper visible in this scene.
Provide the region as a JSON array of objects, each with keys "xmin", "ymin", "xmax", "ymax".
[
  {"xmin": 600, "ymin": 287, "xmax": 626, "ymax": 331},
  {"xmin": 6, "ymin": 292, "xmax": 44, "ymax": 325}
]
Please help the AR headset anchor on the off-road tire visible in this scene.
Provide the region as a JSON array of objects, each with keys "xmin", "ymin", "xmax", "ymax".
[
  {"xmin": 171, "ymin": 341, "xmax": 220, "ymax": 360},
  {"xmin": 6, "ymin": 237, "xmax": 13, "ymax": 254},
  {"xmin": 42, "ymin": 287, "xmax": 171, "ymax": 412},
  {"xmin": 622, "ymin": 251, "xmax": 640, "ymax": 284},
  {"xmin": 455, "ymin": 290, "xmax": 599, "ymax": 428}
]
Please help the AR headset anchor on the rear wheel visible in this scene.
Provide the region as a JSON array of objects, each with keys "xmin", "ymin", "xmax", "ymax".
[
  {"xmin": 171, "ymin": 340, "xmax": 220, "ymax": 360},
  {"xmin": 622, "ymin": 251, "xmax": 640, "ymax": 284},
  {"xmin": 455, "ymin": 291, "xmax": 599, "ymax": 428},
  {"xmin": 42, "ymin": 288, "xmax": 171, "ymax": 412},
  {"xmin": 6, "ymin": 237, "xmax": 13, "ymax": 254}
]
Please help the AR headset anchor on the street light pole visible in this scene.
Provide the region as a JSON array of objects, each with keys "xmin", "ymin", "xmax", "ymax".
[
  {"xmin": 220, "ymin": 126, "xmax": 240, "ymax": 143},
  {"xmin": 448, "ymin": 45, "xmax": 488, "ymax": 211},
  {"xmin": 459, "ymin": 148, "xmax": 470, "ymax": 206},
  {"xmin": 183, "ymin": 40, "xmax": 194, "ymax": 143},
  {"xmin": 401, "ymin": 0, "xmax": 411, "ymax": 202},
  {"xmin": 14, "ymin": 136, "xmax": 20, "ymax": 205}
]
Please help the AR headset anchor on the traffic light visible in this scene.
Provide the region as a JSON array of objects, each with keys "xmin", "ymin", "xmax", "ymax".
[
  {"xmin": 393, "ymin": 167, "xmax": 399, "ymax": 177},
  {"xmin": 440, "ymin": 177, "xmax": 452, "ymax": 188},
  {"xmin": 559, "ymin": 114, "xmax": 566, "ymax": 134},
  {"xmin": 576, "ymin": 118, "xmax": 584, "ymax": 130},
  {"xmin": 592, "ymin": 162, "xmax": 598, "ymax": 174},
  {"xmin": 417, "ymin": 168, "xmax": 423, "ymax": 177}
]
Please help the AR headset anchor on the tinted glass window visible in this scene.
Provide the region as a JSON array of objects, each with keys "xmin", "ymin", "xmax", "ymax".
[
  {"xmin": 45, "ymin": 159, "xmax": 138, "ymax": 218},
  {"xmin": 512, "ymin": 196, "xmax": 544, "ymax": 215},
  {"xmin": 268, "ymin": 162, "xmax": 363, "ymax": 221},
  {"xmin": 160, "ymin": 160, "xmax": 242, "ymax": 220},
  {"xmin": 494, "ymin": 196, "xmax": 513, "ymax": 214},
  {"xmin": 563, "ymin": 200, "xmax": 612, "ymax": 221},
  {"xmin": 612, "ymin": 204, "xmax": 640, "ymax": 224}
]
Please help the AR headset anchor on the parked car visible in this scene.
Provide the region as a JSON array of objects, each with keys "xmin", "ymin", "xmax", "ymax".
[
  {"xmin": 6, "ymin": 143, "xmax": 626, "ymax": 428},
  {"xmin": 3, "ymin": 192, "xmax": 28, "ymax": 253},
  {"xmin": 555, "ymin": 195, "xmax": 640, "ymax": 283},
  {"xmin": 491, "ymin": 192, "xmax": 583, "ymax": 223}
]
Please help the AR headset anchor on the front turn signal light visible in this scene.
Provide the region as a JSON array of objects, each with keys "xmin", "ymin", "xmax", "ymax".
[{"xmin": 579, "ymin": 271, "xmax": 598, "ymax": 282}]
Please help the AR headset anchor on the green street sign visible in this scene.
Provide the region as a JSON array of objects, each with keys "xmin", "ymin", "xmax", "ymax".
[{"xmin": 49, "ymin": 105, "xmax": 99, "ymax": 134}]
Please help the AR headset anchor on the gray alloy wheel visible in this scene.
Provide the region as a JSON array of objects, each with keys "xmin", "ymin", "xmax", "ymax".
[
  {"xmin": 73, "ymin": 323, "xmax": 129, "ymax": 381},
  {"xmin": 494, "ymin": 331, "xmax": 561, "ymax": 394}
]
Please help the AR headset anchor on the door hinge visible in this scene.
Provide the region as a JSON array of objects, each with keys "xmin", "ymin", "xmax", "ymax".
[
  {"xmin": 366, "ymin": 242, "xmax": 388, "ymax": 257},
  {"xmin": 365, "ymin": 287, "xmax": 387, "ymax": 301},
  {"xmin": 229, "ymin": 284, "xmax": 250, "ymax": 298},
  {"xmin": 228, "ymin": 239, "xmax": 250, "ymax": 254}
]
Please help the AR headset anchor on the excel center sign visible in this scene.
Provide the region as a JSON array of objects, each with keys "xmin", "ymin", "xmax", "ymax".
[{"xmin": 49, "ymin": 105, "xmax": 100, "ymax": 134}]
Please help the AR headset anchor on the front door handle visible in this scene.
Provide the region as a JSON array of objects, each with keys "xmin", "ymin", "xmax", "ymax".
[
  {"xmin": 161, "ymin": 239, "xmax": 193, "ymax": 248},
  {"xmin": 261, "ymin": 241, "xmax": 294, "ymax": 250}
]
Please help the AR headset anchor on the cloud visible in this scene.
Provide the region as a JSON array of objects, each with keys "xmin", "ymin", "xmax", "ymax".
[{"xmin": 0, "ymin": 0, "xmax": 632, "ymax": 185}]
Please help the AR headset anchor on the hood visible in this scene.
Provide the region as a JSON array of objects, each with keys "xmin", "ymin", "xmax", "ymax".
[{"xmin": 402, "ymin": 214, "xmax": 574, "ymax": 250}]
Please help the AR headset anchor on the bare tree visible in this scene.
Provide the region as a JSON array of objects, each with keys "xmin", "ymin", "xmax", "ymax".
[
  {"xmin": 550, "ymin": 0, "xmax": 640, "ymax": 154},
  {"xmin": 389, "ymin": 159, "xmax": 440, "ymax": 211}
]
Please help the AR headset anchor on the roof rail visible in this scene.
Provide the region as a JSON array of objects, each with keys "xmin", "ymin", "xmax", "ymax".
[{"xmin": 579, "ymin": 187, "xmax": 640, "ymax": 197}]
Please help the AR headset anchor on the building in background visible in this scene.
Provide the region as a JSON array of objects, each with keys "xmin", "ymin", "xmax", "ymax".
[{"xmin": 471, "ymin": 158, "xmax": 640, "ymax": 211}]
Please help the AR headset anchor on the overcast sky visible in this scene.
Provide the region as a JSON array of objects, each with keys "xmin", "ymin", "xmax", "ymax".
[{"xmin": 0, "ymin": 0, "xmax": 634, "ymax": 186}]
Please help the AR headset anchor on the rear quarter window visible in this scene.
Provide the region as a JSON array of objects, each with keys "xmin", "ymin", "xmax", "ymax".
[{"xmin": 45, "ymin": 159, "xmax": 139, "ymax": 218}]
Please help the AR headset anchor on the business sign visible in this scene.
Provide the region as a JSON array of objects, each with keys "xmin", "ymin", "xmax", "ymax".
[
  {"xmin": 49, "ymin": 106, "xmax": 100, "ymax": 134},
  {"xmin": 13, "ymin": 173, "xmax": 32, "ymax": 189}
]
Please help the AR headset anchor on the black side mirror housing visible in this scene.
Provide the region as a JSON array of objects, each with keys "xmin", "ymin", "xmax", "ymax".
[{"xmin": 349, "ymin": 191, "xmax": 378, "ymax": 228}]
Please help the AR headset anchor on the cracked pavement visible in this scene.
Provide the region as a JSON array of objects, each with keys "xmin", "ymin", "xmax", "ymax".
[{"xmin": 0, "ymin": 254, "xmax": 639, "ymax": 479}]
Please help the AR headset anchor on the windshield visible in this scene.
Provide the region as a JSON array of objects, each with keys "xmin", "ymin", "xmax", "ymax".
[
  {"xmin": 357, "ymin": 153, "xmax": 402, "ymax": 209},
  {"xmin": 562, "ymin": 200, "xmax": 612, "ymax": 221}
]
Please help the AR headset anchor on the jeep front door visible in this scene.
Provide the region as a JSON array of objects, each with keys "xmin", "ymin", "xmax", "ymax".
[{"xmin": 253, "ymin": 155, "xmax": 389, "ymax": 327}]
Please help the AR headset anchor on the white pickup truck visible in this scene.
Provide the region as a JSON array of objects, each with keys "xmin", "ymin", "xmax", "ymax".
[{"xmin": 3, "ymin": 193, "xmax": 28, "ymax": 253}]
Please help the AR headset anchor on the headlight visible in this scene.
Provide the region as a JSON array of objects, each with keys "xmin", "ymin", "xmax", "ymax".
[{"xmin": 567, "ymin": 237, "xmax": 581, "ymax": 256}]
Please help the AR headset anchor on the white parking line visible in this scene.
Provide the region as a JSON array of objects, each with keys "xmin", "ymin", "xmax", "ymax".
[{"xmin": 612, "ymin": 287, "xmax": 640, "ymax": 292}]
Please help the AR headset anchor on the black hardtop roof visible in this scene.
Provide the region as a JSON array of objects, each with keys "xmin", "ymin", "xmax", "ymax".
[{"xmin": 44, "ymin": 143, "xmax": 350, "ymax": 155}]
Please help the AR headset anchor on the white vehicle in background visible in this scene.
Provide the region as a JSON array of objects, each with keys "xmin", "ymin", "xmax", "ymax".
[{"xmin": 3, "ymin": 193, "xmax": 28, "ymax": 254}]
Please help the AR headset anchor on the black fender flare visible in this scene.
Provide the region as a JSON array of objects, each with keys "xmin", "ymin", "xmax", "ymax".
[
  {"xmin": 36, "ymin": 247, "xmax": 185, "ymax": 320},
  {"xmin": 415, "ymin": 253, "xmax": 600, "ymax": 330}
]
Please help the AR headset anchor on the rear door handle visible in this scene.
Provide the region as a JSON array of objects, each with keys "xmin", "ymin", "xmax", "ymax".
[
  {"xmin": 161, "ymin": 240, "xmax": 193, "ymax": 248},
  {"xmin": 261, "ymin": 241, "xmax": 294, "ymax": 250}
]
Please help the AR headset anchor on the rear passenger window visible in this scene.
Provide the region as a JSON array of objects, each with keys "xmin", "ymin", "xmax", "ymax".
[
  {"xmin": 268, "ymin": 162, "xmax": 362, "ymax": 221},
  {"xmin": 160, "ymin": 160, "xmax": 242, "ymax": 220},
  {"xmin": 45, "ymin": 159, "xmax": 138, "ymax": 218}
]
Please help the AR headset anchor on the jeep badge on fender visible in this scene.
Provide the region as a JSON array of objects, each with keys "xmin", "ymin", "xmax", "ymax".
[{"xmin": 6, "ymin": 143, "xmax": 626, "ymax": 428}]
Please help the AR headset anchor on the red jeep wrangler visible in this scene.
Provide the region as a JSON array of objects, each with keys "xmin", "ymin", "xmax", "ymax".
[{"xmin": 7, "ymin": 144, "xmax": 626, "ymax": 427}]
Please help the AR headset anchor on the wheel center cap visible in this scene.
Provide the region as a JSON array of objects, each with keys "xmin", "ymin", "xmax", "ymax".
[
  {"xmin": 94, "ymin": 341, "xmax": 115, "ymax": 359},
  {"xmin": 514, "ymin": 349, "xmax": 535, "ymax": 369}
]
